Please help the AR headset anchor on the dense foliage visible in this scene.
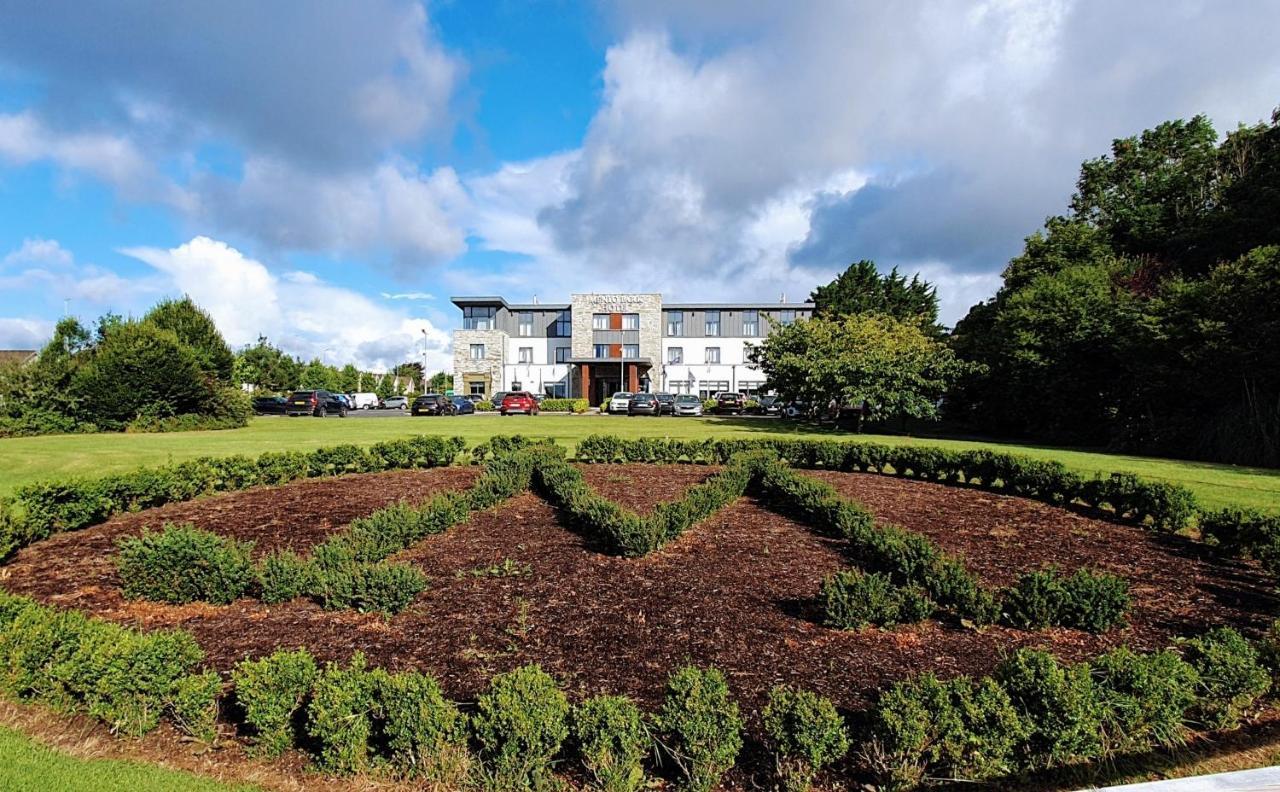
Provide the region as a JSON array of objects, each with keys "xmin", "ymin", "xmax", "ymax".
[
  {"xmin": 811, "ymin": 259, "xmax": 943, "ymax": 336},
  {"xmin": 232, "ymin": 334, "xmax": 445, "ymax": 400},
  {"xmin": 0, "ymin": 298, "xmax": 250, "ymax": 436},
  {"xmin": 949, "ymin": 108, "xmax": 1280, "ymax": 465}
]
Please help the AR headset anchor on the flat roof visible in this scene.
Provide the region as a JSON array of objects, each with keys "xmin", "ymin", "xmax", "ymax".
[
  {"xmin": 566, "ymin": 357, "xmax": 653, "ymax": 365},
  {"xmin": 450, "ymin": 296, "xmax": 814, "ymax": 311}
]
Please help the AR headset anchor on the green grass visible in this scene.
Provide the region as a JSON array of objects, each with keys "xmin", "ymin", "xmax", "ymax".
[
  {"xmin": 0, "ymin": 415, "xmax": 1276, "ymax": 511},
  {"xmin": 0, "ymin": 725, "xmax": 255, "ymax": 792}
]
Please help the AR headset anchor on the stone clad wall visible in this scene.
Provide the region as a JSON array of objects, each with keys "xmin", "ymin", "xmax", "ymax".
[
  {"xmin": 570, "ymin": 293, "xmax": 662, "ymax": 358},
  {"xmin": 452, "ymin": 329, "xmax": 506, "ymax": 396}
]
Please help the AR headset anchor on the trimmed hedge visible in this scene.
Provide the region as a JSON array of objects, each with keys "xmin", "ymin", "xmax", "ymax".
[
  {"xmin": 572, "ymin": 435, "xmax": 1202, "ymax": 532},
  {"xmin": 820, "ymin": 569, "xmax": 933, "ymax": 630},
  {"xmin": 1001, "ymin": 567, "xmax": 1130, "ymax": 633},
  {"xmin": 0, "ymin": 590, "xmax": 1277, "ymax": 790},
  {"xmin": 0, "ymin": 434, "xmax": 465, "ymax": 561},
  {"xmin": 117, "ymin": 523, "xmax": 255, "ymax": 605},
  {"xmin": 541, "ymin": 398, "xmax": 589, "ymax": 413}
]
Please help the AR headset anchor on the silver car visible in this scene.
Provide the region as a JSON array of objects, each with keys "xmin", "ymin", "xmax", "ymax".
[
  {"xmin": 673, "ymin": 394, "xmax": 703, "ymax": 416},
  {"xmin": 607, "ymin": 391, "xmax": 633, "ymax": 414}
]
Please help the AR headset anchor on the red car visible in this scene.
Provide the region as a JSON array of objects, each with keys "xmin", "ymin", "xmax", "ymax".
[{"xmin": 500, "ymin": 391, "xmax": 540, "ymax": 416}]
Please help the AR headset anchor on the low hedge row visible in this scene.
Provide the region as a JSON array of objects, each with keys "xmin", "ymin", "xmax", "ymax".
[
  {"xmin": 0, "ymin": 434, "xmax": 465, "ymax": 560},
  {"xmin": 540, "ymin": 398, "xmax": 590, "ymax": 413},
  {"xmin": 4, "ymin": 587, "xmax": 1274, "ymax": 791},
  {"xmin": 573, "ymin": 436, "xmax": 1200, "ymax": 532},
  {"xmin": 116, "ymin": 445, "xmax": 550, "ymax": 614},
  {"xmin": 0, "ymin": 591, "xmax": 218, "ymax": 740},
  {"xmin": 533, "ymin": 451, "xmax": 760, "ymax": 556},
  {"xmin": 870, "ymin": 629, "xmax": 1273, "ymax": 789}
]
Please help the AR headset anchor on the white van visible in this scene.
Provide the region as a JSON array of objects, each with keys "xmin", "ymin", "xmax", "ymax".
[{"xmin": 351, "ymin": 392, "xmax": 380, "ymax": 410}]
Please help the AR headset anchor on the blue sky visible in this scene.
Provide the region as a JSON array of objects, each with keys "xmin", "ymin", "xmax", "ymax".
[{"xmin": 1, "ymin": 0, "xmax": 1277, "ymax": 372}]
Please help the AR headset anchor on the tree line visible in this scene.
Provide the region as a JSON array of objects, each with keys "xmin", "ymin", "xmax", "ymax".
[
  {"xmin": 232, "ymin": 337, "xmax": 449, "ymax": 399},
  {"xmin": 751, "ymin": 105, "xmax": 1280, "ymax": 467}
]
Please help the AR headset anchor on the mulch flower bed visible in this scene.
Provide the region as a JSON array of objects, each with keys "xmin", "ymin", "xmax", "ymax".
[{"xmin": 1, "ymin": 463, "xmax": 1272, "ymax": 725}]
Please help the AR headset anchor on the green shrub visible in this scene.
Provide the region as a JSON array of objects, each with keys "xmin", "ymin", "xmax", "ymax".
[
  {"xmin": 256, "ymin": 550, "xmax": 318, "ymax": 604},
  {"xmin": 655, "ymin": 665, "xmax": 743, "ymax": 792},
  {"xmin": 1001, "ymin": 567, "xmax": 1129, "ymax": 633},
  {"xmin": 472, "ymin": 664, "xmax": 570, "ymax": 791},
  {"xmin": 376, "ymin": 669, "xmax": 469, "ymax": 783},
  {"xmin": 993, "ymin": 649, "xmax": 1102, "ymax": 767},
  {"xmin": 232, "ymin": 649, "xmax": 318, "ymax": 757},
  {"xmin": 1092, "ymin": 647, "xmax": 1197, "ymax": 753},
  {"xmin": 169, "ymin": 670, "xmax": 221, "ymax": 742},
  {"xmin": 572, "ymin": 694, "xmax": 649, "ymax": 792},
  {"xmin": 476, "ymin": 400, "xmax": 496, "ymax": 411},
  {"xmin": 541, "ymin": 398, "xmax": 589, "ymax": 413},
  {"xmin": 307, "ymin": 652, "xmax": 383, "ymax": 774},
  {"xmin": 116, "ymin": 523, "xmax": 255, "ymax": 605},
  {"xmin": 820, "ymin": 569, "xmax": 932, "ymax": 629},
  {"xmin": 1181, "ymin": 627, "xmax": 1271, "ymax": 729},
  {"xmin": 761, "ymin": 685, "xmax": 849, "ymax": 792},
  {"xmin": 313, "ymin": 561, "xmax": 427, "ymax": 615},
  {"xmin": 871, "ymin": 673, "xmax": 1027, "ymax": 789}
]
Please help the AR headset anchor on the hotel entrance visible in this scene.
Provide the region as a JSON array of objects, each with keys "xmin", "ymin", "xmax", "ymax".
[{"xmin": 570, "ymin": 360, "xmax": 653, "ymax": 406}]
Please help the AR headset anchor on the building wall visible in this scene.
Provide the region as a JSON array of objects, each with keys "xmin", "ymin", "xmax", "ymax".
[
  {"xmin": 452, "ymin": 328, "xmax": 506, "ymax": 397},
  {"xmin": 570, "ymin": 293, "xmax": 662, "ymax": 359}
]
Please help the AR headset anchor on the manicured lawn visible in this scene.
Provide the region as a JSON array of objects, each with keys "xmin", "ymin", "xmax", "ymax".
[
  {"xmin": 0, "ymin": 725, "xmax": 254, "ymax": 792},
  {"xmin": 0, "ymin": 414, "xmax": 1276, "ymax": 510}
]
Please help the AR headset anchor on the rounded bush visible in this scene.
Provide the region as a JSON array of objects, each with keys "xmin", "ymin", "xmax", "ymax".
[
  {"xmin": 821, "ymin": 569, "xmax": 932, "ymax": 629},
  {"xmin": 232, "ymin": 648, "xmax": 318, "ymax": 757},
  {"xmin": 762, "ymin": 685, "xmax": 849, "ymax": 792},
  {"xmin": 656, "ymin": 665, "xmax": 743, "ymax": 792},
  {"xmin": 116, "ymin": 523, "xmax": 255, "ymax": 605},
  {"xmin": 472, "ymin": 664, "xmax": 570, "ymax": 790},
  {"xmin": 572, "ymin": 694, "xmax": 649, "ymax": 792}
]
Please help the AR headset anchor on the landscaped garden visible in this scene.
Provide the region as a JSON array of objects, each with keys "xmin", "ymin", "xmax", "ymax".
[{"xmin": 2, "ymin": 433, "xmax": 1279, "ymax": 790}]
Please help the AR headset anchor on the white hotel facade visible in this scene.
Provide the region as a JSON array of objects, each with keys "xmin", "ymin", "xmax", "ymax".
[{"xmin": 451, "ymin": 293, "xmax": 813, "ymax": 406}]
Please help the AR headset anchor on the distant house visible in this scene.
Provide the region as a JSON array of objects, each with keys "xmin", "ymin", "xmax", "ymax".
[{"xmin": 0, "ymin": 350, "xmax": 36, "ymax": 367}]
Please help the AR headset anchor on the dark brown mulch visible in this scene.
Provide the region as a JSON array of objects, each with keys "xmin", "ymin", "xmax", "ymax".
[
  {"xmin": 1, "ymin": 465, "xmax": 1273, "ymax": 745},
  {"xmin": 578, "ymin": 463, "xmax": 717, "ymax": 513}
]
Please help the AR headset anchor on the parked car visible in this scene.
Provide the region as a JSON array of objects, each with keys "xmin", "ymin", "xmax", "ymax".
[
  {"xmin": 382, "ymin": 396, "xmax": 408, "ymax": 410},
  {"xmin": 655, "ymin": 392, "xmax": 676, "ymax": 415},
  {"xmin": 335, "ymin": 394, "xmax": 354, "ymax": 410},
  {"xmin": 628, "ymin": 393, "xmax": 661, "ymax": 416},
  {"xmin": 411, "ymin": 393, "xmax": 455, "ymax": 416},
  {"xmin": 500, "ymin": 391, "xmax": 539, "ymax": 415},
  {"xmin": 757, "ymin": 395, "xmax": 782, "ymax": 415},
  {"xmin": 606, "ymin": 391, "xmax": 633, "ymax": 414},
  {"xmin": 285, "ymin": 389, "xmax": 348, "ymax": 417},
  {"xmin": 491, "ymin": 391, "xmax": 511, "ymax": 409},
  {"xmin": 715, "ymin": 392, "xmax": 745, "ymax": 415},
  {"xmin": 451, "ymin": 396, "xmax": 476, "ymax": 415},
  {"xmin": 782, "ymin": 400, "xmax": 809, "ymax": 420},
  {"xmin": 673, "ymin": 394, "xmax": 703, "ymax": 416},
  {"xmin": 464, "ymin": 394, "xmax": 484, "ymax": 403},
  {"xmin": 351, "ymin": 392, "xmax": 379, "ymax": 410},
  {"xmin": 252, "ymin": 395, "xmax": 287, "ymax": 415}
]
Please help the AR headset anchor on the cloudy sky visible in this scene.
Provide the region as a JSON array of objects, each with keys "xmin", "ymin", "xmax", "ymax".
[{"xmin": 0, "ymin": 1, "xmax": 1276, "ymax": 372}]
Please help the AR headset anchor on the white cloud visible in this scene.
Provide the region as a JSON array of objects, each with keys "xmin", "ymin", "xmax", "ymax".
[
  {"xmin": 382, "ymin": 292, "xmax": 435, "ymax": 301},
  {"xmin": 120, "ymin": 237, "xmax": 452, "ymax": 371},
  {"xmin": 0, "ymin": 317, "xmax": 54, "ymax": 350},
  {"xmin": 0, "ymin": 238, "xmax": 165, "ymax": 311},
  {"xmin": 2, "ymin": 238, "xmax": 73, "ymax": 268}
]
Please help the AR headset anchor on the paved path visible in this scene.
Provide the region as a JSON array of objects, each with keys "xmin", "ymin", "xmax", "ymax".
[{"xmin": 1095, "ymin": 766, "xmax": 1280, "ymax": 791}]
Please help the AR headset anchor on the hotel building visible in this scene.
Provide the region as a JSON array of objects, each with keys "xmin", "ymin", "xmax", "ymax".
[{"xmin": 451, "ymin": 293, "xmax": 813, "ymax": 405}]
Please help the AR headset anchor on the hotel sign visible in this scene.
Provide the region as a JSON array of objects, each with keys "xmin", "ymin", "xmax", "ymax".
[{"xmin": 594, "ymin": 294, "xmax": 651, "ymax": 312}]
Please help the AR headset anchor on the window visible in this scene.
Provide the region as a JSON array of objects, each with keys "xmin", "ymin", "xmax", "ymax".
[
  {"xmin": 621, "ymin": 313, "xmax": 639, "ymax": 330},
  {"xmin": 551, "ymin": 310, "xmax": 571, "ymax": 337},
  {"xmin": 593, "ymin": 313, "xmax": 609, "ymax": 330},
  {"xmin": 667, "ymin": 347, "xmax": 683, "ymax": 364},
  {"xmin": 555, "ymin": 346, "xmax": 570, "ymax": 364},
  {"xmin": 622, "ymin": 344, "xmax": 639, "ymax": 359},
  {"xmin": 593, "ymin": 343, "xmax": 611, "ymax": 358},
  {"xmin": 547, "ymin": 381, "xmax": 568, "ymax": 398},
  {"xmin": 705, "ymin": 310, "xmax": 720, "ymax": 336},
  {"xmin": 518, "ymin": 347, "xmax": 533, "ymax": 364},
  {"xmin": 468, "ymin": 381, "xmax": 486, "ymax": 396},
  {"xmin": 742, "ymin": 309, "xmax": 759, "ymax": 337},
  {"xmin": 779, "ymin": 309, "xmax": 796, "ymax": 326},
  {"xmin": 669, "ymin": 381, "xmax": 690, "ymax": 394},
  {"xmin": 463, "ymin": 306, "xmax": 495, "ymax": 330},
  {"xmin": 666, "ymin": 310, "xmax": 684, "ymax": 336},
  {"xmin": 699, "ymin": 381, "xmax": 729, "ymax": 400},
  {"xmin": 469, "ymin": 343, "xmax": 485, "ymax": 360},
  {"xmin": 705, "ymin": 347, "xmax": 720, "ymax": 364},
  {"xmin": 518, "ymin": 312, "xmax": 533, "ymax": 337},
  {"xmin": 738, "ymin": 381, "xmax": 764, "ymax": 397}
]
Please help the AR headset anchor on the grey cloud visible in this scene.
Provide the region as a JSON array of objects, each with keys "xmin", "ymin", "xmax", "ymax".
[{"xmin": 0, "ymin": 0, "xmax": 461, "ymax": 169}]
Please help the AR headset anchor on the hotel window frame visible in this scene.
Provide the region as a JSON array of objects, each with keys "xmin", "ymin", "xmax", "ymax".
[
  {"xmin": 742, "ymin": 309, "xmax": 759, "ymax": 337},
  {"xmin": 593, "ymin": 343, "xmax": 611, "ymax": 358},
  {"xmin": 518, "ymin": 346, "xmax": 533, "ymax": 364},
  {"xmin": 779, "ymin": 309, "xmax": 796, "ymax": 326},
  {"xmin": 555, "ymin": 346, "xmax": 570, "ymax": 364},
  {"xmin": 551, "ymin": 310, "xmax": 571, "ymax": 337},
  {"xmin": 667, "ymin": 347, "xmax": 683, "ymax": 364},
  {"xmin": 622, "ymin": 344, "xmax": 639, "ymax": 359},
  {"xmin": 666, "ymin": 310, "xmax": 684, "ymax": 336},
  {"xmin": 705, "ymin": 346, "xmax": 720, "ymax": 364},
  {"xmin": 462, "ymin": 306, "xmax": 495, "ymax": 330},
  {"xmin": 518, "ymin": 312, "xmax": 533, "ymax": 337},
  {"xmin": 592, "ymin": 313, "xmax": 610, "ymax": 330},
  {"xmin": 705, "ymin": 310, "xmax": 720, "ymax": 337},
  {"xmin": 621, "ymin": 313, "xmax": 640, "ymax": 331},
  {"xmin": 469, "ymin": 343, "xmax": 485, "ymax": 360}
]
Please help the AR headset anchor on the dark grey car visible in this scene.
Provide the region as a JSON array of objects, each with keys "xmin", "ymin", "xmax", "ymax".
[{"xmin": 627, "ymin": 393, "xmax": 661, "ymax": 415}]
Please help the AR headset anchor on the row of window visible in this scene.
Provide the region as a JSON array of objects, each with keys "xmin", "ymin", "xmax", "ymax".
[
  {"xmin": 471, "ymin": 343, "xmax": 728, "ymax": 365},
  {"xmin": 466, "ymin": 307, "xmax": 798, "ymax": 336}
]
